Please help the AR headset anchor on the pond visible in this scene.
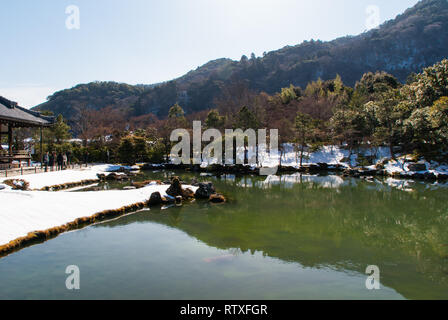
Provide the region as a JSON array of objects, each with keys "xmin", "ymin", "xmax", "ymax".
[{"xmin": 1, "ymin": 171, "xmax": 448, "ymax": 299}]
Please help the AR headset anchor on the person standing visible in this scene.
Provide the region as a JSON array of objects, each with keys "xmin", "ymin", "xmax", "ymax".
[
  {"xmin": 84, "ymin": 150, "xmax": 89, "ymax": 167},
  {"xmin": 57, "ymin": 152, "xmax": 63, "ymax": 171},
  {"xmin": 66, "ymin": 150, "xmax": 71, "ymax": 167},
  {"xmin": 63, "ymin": 153, "xmax": 68, "ymax": 170},
  {"xmin": 43, "ymin": 151, "xmax": 50, "ymax": 172},
  {"xmin": 49, "ymin": 152, "xmax": 55, "ymax": 171}
]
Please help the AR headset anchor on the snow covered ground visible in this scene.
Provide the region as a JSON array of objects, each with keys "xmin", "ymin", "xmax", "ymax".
[
  {"xmin": 199, "ymin": 145, "xmax": 387, "ymax": 169},
  {"xmin": 0, "ymin": 183, "xmax": 197, "ymax": 247},
  {"xmin": 200, "ymin": 144, "xmax": 448, "ymax": 177},
  {"xmin": 0, "ymin": 164, "xmax": 196, "ymax": 248},
  {"xmin": 0, "ymin": 164, "xmax": 137, "ymax": 190},
  {"xmin": 199, "ymin": 144, "xmax": 355, "ymax": 168}
]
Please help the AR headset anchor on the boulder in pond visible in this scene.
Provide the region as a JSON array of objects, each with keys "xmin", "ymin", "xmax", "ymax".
[
  {"xmin": 317, "ymin": 163, "xmax": 328, "ymax": 170},
  {"xmin": 166, "ymin": 176, "xmax": 183, "ymax": 197},
  {"xmin": 190, "ymin": 178, "xmax": 199, "ymax": 186},
  {"xmin": 148, "ymin": 192, "xmax": 163, "ymax": 206},
  {"xmin": 423, "ymin": 172, "xmax": 437, "ymax": 180},
  {"xmin": 195, "ymin": 182, "xmax": 216, "ymax": 199},
  {"xmin": 106, "ymin": 172, "xmax": 128, "ymax": 181},
  {"xmin": 209, "ymin": 193, "xmax": 226, "ymax": 203},
  {"xmin": 407, "ymin": 163, "xmax": 427, "ymax": 172},
  {"xmin": 182, "ymin": 188, "xmax": 195, "ymax": 199}
]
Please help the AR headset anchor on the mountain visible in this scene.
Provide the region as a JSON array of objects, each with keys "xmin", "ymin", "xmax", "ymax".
[
  {"xmin": 34, "ymin": 82, "xmax": 151, "ymax": 120},
  {"xmin": 35, "ymin": 0, "xmax": 448, "ymax": 120}
]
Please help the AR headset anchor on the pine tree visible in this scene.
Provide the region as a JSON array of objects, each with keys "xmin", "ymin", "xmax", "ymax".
[
  {"xmin": 205, "ymin": 109, "xmax": 225, "ymax": 129},
  {"xmin": 51, "ymin": 114, "xmax": 71, "ymax": 144},
  {"xmin": 295, "ymin": 112, "xmax": 315, "ymax": 167}
]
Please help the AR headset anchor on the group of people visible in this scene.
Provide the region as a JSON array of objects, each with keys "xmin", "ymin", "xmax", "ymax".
[{"xmin": 43, "ymin": 151, "xmax": 71, "ymax": 172}]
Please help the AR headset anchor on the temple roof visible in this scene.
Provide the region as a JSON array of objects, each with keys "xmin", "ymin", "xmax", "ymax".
[{"xmin": 0, "ymin": 96, "xmax": 54, "ymax": 127}]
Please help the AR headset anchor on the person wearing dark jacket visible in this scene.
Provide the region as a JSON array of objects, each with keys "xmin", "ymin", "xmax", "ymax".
[
  {"xmin": 57, "ymin": 152, "xmax": 64, "ymax": 171},
  {"xmin": 66, "ymin": 151, "xmax": 71, "ymax": 167},
  {"xmin": 84, "ymin": 151, "xmax": 89, "ymax": 167},
  {"xmin": 49, "ymin": 152, "xmax": 55, "ymax": 171}
]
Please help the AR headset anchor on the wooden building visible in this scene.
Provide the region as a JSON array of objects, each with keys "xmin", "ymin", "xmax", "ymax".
[{"xmin": 0, "ymin": 96, "xmax": 54, "ymax": 168}]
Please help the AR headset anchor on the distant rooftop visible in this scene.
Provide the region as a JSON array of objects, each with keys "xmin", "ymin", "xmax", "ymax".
[{"xmin": 0, "ymin": 96, "xmax": 54, "ymax": 127}]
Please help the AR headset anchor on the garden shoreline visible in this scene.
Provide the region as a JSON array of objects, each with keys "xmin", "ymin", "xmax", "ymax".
[
  {"xmin": 0, "ymin": 175, "xmax": 200, "ymax": 258},
  {"xmin": 144, "ymin": 162, "xmax": 448, "ymax": 182}
]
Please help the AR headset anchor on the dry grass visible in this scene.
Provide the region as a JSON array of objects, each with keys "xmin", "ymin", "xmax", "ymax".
[
  {"xmin": 3, "ymin": 179, "xmax": 30, "ymax": 191},
  {"xmin": 131, "ymin": 180, "xmax": 162, "ymax": 189},
  {"xmin": 40, "ymin": 179, "xmax": 100, "ymax": 191}
]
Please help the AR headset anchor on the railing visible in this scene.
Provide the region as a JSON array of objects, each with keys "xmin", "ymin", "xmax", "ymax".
[{"xmin": 0, "ymin": 163, "xmax": 88, "ymax": 178}]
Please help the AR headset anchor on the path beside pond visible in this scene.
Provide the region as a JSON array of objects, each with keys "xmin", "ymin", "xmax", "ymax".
[{"xmin": 0, "ymin": 164, "xmax": 133, "ymax": 190}]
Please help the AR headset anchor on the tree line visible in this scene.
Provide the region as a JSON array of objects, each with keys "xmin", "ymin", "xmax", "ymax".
[{"xmin": 10, "ymin": 59, "xmax": 447, "ymax": 166}]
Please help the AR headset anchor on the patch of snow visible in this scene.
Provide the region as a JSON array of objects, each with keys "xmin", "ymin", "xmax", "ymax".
[
  {"xmin": 0, "ymin": 184, "xmax": 198, "ymax": 247},
  {"xmin": 0, "ymin": 165, "xmax": 138, "ymax": 190},
  {"xmin": 192, "ymin": 145, "xmax": 393, "ymax": 169},
  {"xmin": 384, "ymin": 160, "xmax": 404, "ymax": 174}
]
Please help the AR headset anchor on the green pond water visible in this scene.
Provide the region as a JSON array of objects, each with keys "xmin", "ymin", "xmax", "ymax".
[{"xmin": 1, "ymin": 171, "xmax": 448, "ymax": 300}]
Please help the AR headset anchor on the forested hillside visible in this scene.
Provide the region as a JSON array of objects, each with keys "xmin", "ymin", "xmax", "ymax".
[{"xmin": 35, "ymin": 0, "xmax": 448, "ymax": 124}]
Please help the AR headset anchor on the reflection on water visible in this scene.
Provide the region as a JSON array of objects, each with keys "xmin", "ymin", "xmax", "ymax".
[{"xmin": 1, "ymin": 171, "xmax": 448, "ymax": 300}]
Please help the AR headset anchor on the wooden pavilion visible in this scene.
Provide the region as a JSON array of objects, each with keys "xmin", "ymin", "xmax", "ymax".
[{"xmin": 0, "ymin": 96, "xmax": 54, "ymax": 169}]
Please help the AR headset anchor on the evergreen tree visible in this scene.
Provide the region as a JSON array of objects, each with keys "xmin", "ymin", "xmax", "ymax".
[
  {"xmin": 235, "ymin": 106, "xmax": 259, "ymax": 130},
  {"xmin": 205, "ymin": 109, "xmax": 225, "ymax": 129},
  {"xmin": 168, "ymin": 103, "xmax": 185, "ymax": 119},
  {"xmin": 118, "ymin": 136, "xmax": 136, "ymax": 165},
  {"xmin": 295, "ymin": 112, "xmax": 315, "ymax": 167},
  {"xmin": 363, "ymin": 89, "xmax": 403, "ymax": 158},
  {"xmin": 51, "ymin": 114, "xmax": 71, "ymax": 145}
]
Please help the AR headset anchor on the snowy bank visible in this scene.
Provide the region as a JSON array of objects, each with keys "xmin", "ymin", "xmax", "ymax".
[
  {"xmin": 0, "ymin": 184, "xmax": 198, "ymax": 253},
  {"xmin": 192, "ymin": 145, "xmax": 448, "ymax": 179},
  {"xmin": 0, "ymin": 164, "xmax": 137, "ymax": 190}
]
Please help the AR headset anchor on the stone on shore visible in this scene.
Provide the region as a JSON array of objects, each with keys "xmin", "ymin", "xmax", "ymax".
[
  {"xmin": 148, "ymin": 191, "xmax": 163, "ymax": 206},
  {"xmin": 166, "ymin": 177, "xmax": 183, "ymax": 197},
  {"xmin": 182, "ymin": 188, "xmax": 195, "ymax": 199},
  {"xmin": 194, "ymin": 182, "xmax": 216, "ymax": 199},
  {"xmin": 209, "ymin": 193, "xmax": 226, "ymax": 203},
  {"xmin": 407, "ymin": 163, "xmax": 427, "ymax": 172}
]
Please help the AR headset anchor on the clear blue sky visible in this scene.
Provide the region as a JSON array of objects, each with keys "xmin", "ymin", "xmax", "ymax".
[{"xmin": 0, "ymin": 0, "xmax": 419, "ymax": 108}]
